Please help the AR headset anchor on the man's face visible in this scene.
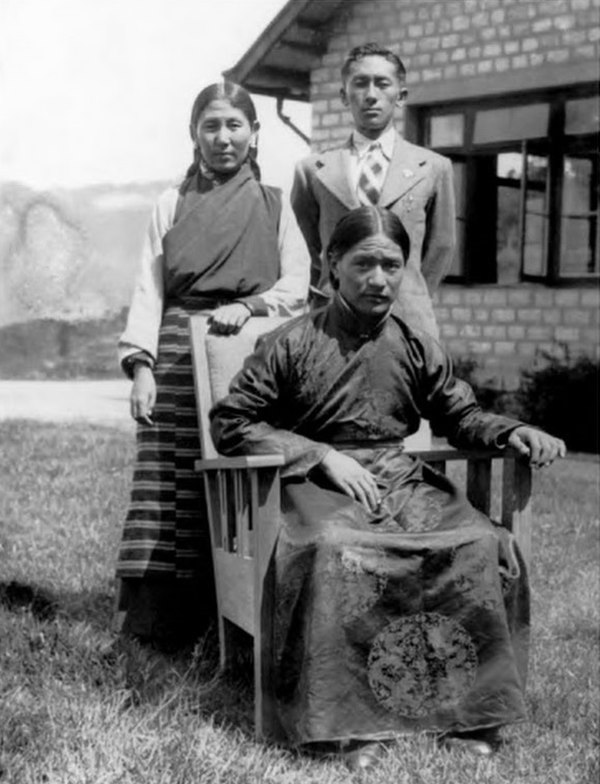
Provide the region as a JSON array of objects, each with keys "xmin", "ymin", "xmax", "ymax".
[
  {"xmin": 341, "ymin": 56, "xmax": 406, "ymax": 139},
  {"xmin": 333, "ymin": 234, "xmax": 405, "ymax": 317}
]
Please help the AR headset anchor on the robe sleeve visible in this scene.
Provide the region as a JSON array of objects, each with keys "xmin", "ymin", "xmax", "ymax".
[
  {"xmin": 118, "ymin": 187, "xmax": 176, "ymax": 370},
  {"xmin": 417, "ymin": 336, "xmax": 524, "ymax": 448},
  {"xmin": 210, "ymin": 330, "xmax": 330, "ymax": 477}
]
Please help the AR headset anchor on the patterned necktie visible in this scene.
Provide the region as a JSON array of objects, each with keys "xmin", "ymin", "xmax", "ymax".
[{"xmin": 357, "ymin": 143, "xmax": 384, "ymax": 205}]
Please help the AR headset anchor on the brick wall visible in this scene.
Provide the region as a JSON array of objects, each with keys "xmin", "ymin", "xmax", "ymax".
[
  {"xmin": 434, "ymin": 285, "xmax": 600, "ymax": 387},
  {"xmin": 310, "ymin": 0, "xmax": 599, "ymax": 146}
]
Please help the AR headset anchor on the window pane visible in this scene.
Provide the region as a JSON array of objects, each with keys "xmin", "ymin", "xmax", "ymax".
[
  {"xmin": 474, "ymin": 104, "xmax": 549, "ymax": 144},
  {"xmin": 429, "ymin": 114, "xmax": 464, "ymax": 148},
  {"xmin": 560, "ymin": 155, "xmax": 599, "ymax": 276},
  {"xmin": 497, "ymin": 184, "xmax": 521, "ymax": 284},
  {"xmin": 497, "ymin": 152, "xmax": 523, "ymax": 180},
  {"xmin": 523, "ymin": 192, "xmax": 548, "ymax": 276},
  {"xmin": 565, "ymin": 96, "xmax": 600, "ymax": 135},
  {"xmin": 523, "ymin": 155, "xmax": 549, "ymax": 277},
  {"xmin": 526, "ymin": 154, "xmax": 548, "ymax": 184}
]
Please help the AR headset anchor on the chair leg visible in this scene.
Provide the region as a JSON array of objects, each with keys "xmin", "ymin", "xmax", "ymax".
[
  {"xmin": 218, "ymin": 616, "xmax": 237, "ymax": 673},
  {"xmin": 502, "ymin": 458, "xmax": 532, "ymax": 567},
  {"xmin": 254, "ymin": 627, "xmax": 265, "ymax": 739}
]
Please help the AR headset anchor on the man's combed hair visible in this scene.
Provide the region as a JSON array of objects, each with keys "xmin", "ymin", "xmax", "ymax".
[
  {"xmin": 341, "ymin": 42, "xmax": 406, "ymax": 83},
  {"xmin": 326, "ymin": 206, "xmax": 411, "ymax": 282}
]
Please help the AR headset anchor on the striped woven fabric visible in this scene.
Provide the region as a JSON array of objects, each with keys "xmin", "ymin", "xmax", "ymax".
[{"xmin": 117, "ymin": 303, "xmax": 213, "ymax": 583}]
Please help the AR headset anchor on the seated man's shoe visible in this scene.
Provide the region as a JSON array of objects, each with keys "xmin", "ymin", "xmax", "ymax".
[
  {"xmin": 442, "ymin": 736, "xmax": 494, "ymax": 756},
  {"xmin": 340, "ymin": 741, "xmax": 389, "ymax": 771},
  {"xmin": 441, "ymin": 728, "xmax": 501, "ymax": 757}
]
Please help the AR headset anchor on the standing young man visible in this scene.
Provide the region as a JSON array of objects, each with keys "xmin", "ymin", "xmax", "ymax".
[{"xmin": 291, "ymin": 42, "xmax": 455, "ymax": 337}]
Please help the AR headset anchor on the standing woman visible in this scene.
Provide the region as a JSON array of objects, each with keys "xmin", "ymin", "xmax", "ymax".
[{"xmin": 115, "ymin": 81, "xmax": 310, "ymax": 652}]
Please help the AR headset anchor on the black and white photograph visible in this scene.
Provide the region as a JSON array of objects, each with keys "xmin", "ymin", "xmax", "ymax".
[{"xmin": 1, "ymin": 1, "xmax": 598, "ymax": 782}]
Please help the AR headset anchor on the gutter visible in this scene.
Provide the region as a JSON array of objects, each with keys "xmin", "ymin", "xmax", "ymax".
[{"xmin": 276, "ymin": 97, "xmax": 310, "ymax": 146}]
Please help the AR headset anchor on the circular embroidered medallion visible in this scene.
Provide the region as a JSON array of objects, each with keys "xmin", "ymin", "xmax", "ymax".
[{"xmin": 367, "ymin": 612, "xmax": 477, "ymax": 717}]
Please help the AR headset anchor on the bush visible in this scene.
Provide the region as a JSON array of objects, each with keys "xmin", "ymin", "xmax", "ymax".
[
  {"xmin": 451, "ymin": 356, "xmax": 520, "ymax": 416},
  {"xmin": 516, "ymin": 351, "xmax": 599, "ymax": 454},
  {"xmin": 452, "ymin": 351, "xmax": 599, "ymax": 454}
]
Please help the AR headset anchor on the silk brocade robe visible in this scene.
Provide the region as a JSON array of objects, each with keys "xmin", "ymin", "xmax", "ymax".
[{"xmin": 210, "ymin": 297, "xmax": 530, "ymax": 744}]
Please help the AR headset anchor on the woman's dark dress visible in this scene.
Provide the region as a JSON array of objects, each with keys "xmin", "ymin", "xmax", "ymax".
[
  {"xmin": 116, "ymin": 164, "xmax": 282, "ymax": 646},
  {"xmin": 210, "ymin": 296, "xmax": 530, "ymax": 743}
]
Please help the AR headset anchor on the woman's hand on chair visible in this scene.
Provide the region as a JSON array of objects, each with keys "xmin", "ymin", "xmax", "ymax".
[
  {"xmin": 210, "ymin": 303, "xmax": 252, "ymax": 335},
  {"xmin": 130, "ymin": 364, "xmax": 156, "ymax": 425},
  {"xmin": 508, "ymin": 426, "xmax": 566, "ymax": 468},
  {"xmin": 318, "ymin": 449, "xmax": 381, "ymax": 512}
]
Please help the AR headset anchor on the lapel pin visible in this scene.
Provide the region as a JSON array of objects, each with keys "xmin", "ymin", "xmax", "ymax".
[{"xmin": 402, "ymin": 168, "xmax": 414, "ymax": 178}]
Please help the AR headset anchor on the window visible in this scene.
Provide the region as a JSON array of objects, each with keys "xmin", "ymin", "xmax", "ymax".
[
  {"xmin": 473, "ymin": 104, "xmax": 549, "ymax": 145},
  {"xmin": 420, "ymin": 87, "xmax": 599, "ymax": 285},
  {"xmin": 430, "ymin": 114, "xmax": 464, "ymax": 148},
  {"xmin": 560, "ymin": 153, "xmax": 598, "ymax": 277}
]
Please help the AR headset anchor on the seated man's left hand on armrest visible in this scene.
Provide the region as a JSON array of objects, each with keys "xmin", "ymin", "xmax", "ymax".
[{"xmin": 507, "ymin": 426, "xmax": 566, "ymax": 468}]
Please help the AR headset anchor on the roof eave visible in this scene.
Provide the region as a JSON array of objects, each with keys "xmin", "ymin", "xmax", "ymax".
[{"xmin": 224, "ymin": 0, "xmax": 314, "ymax": 101}]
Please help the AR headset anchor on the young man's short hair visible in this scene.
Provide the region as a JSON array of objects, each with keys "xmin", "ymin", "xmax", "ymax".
[{"xmin": 341, "ymin": 42, "xmax": 406, "ymax": 83}]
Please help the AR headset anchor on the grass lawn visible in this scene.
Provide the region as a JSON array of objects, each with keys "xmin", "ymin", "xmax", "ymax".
[{"xmin": 0, "ymin": 420, "xmax": 598, "ymax": 783}]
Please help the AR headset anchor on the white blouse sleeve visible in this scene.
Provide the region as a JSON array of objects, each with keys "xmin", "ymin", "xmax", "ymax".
[
  {"xmin": 259, "ymin": 195, "xmax": 310, "ymax": 317},
  {"xmin": 118, "ymin": 187, "xmax": 178, "ymax": 367}
]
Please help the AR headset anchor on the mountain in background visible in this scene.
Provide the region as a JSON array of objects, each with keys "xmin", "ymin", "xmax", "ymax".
[{"xmin": 0, "ymin": 180, "xmax": 169, "ymax": 377}]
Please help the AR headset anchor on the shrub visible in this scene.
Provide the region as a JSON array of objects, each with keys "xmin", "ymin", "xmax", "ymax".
[
  {"xmin": 516, "ymin": 351, "xmax": 599, "ymax": 454},
  {"xmin": 451, "ymin": 356, "xmax": 519, "ymax": 416},
  {"xmin": 452, "ymin": 351, "xmax": 599, "ymax": 454}
]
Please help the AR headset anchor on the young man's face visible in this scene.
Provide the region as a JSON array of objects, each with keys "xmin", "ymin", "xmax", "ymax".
[
  {"xmin": 341, "ymin": 55, "xmax": 406, "ymax": 139},
  {"xmin": 332, "ymin": 234, "xmax": 405, "ymax": 317}
]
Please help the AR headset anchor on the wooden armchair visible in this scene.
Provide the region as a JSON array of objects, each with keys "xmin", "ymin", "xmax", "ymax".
[{"xmin": 189, "ymin": 315, "xmax": 532, "ymax": 740}]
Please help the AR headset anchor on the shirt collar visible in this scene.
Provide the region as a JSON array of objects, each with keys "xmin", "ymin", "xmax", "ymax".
[{"xmin": 352, "ymin": 126, "xmax": 396, "ymax": 161}]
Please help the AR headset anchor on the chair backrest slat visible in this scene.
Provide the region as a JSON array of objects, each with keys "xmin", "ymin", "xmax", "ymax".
[{"xmin": 189, "ymin": 316, "xmax": 217, "ymax": 459}]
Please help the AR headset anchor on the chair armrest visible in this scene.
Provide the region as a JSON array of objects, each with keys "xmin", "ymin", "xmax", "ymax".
[
  {"xmin": 195, "ymin": 454, "xmax": 285, "ymax": 471},
  {"xmin": 407, "ymin": 446, "xmax": 524, "ymax": 462}
]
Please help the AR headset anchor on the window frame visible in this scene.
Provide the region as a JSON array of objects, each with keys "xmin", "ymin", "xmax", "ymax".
[{"xmin": 414, "ymin": 84, "xmax": 599, "ymax": 286}]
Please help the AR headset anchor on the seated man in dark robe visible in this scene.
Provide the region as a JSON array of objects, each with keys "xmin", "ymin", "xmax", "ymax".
[{"xmin": 210, "ymin": 206, "xmax": 565, "ymax": 769}]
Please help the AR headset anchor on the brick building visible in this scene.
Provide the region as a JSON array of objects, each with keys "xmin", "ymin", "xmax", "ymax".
[{"xmin": 226, "ymin": 0, "xmax": 599, "ymax": 387}]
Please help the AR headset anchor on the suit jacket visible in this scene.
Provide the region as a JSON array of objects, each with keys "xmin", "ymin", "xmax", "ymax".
[{"xmin": 291, "ymin": 133, "xmax": 455, "ymax": 337}]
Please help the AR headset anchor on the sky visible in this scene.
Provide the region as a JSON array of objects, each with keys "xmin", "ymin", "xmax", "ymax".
[{"xmin": 0, "ymin": 0, "xmax": 311, "ymax": 192}]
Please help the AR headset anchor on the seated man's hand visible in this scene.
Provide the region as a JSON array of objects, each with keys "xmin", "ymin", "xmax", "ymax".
[
  {"xmin": 508, "ymin": 426, "xmax": 566, "ymax": 468},
  {"xmin": 318, "ymin": 449, "xmax": 381, "ymax": 512},
  {"xmin": 209, "ymin": 303, "xmax": 252, "ymax": 335}
]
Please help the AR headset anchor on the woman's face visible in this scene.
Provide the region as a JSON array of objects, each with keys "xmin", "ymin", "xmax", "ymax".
[
  {"xmin": 195, "ymin": 99, "xmax": 258, "ymax": 174},
  {"xmin": 332, "ymin": 233, "xmax": 405, "ymax": 317}
]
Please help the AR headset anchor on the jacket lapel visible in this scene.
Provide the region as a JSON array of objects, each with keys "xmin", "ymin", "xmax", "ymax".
[
  {"xmin": 315, "ymin": 141, "xmax": 359, "ymax": 210},
  {"xmin": 379, "ymin": 135, "xmax": 427, "ymax": 207}
]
